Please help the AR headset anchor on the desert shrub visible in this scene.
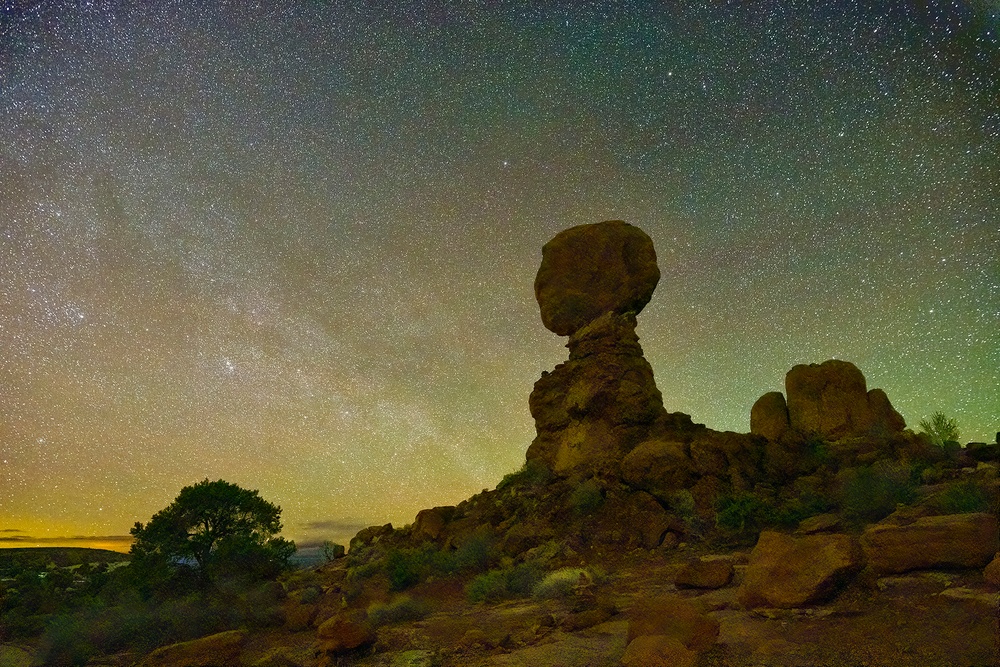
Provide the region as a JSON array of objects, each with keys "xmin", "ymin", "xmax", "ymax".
[
  {"xmin": 36, "ymin": 615, "xmax": 96, "ymax": 666},
  {"xmin": 532, "ymin": 567, "xmax": 603, "ymax": 599},
  {"xmin": 450, "ymin": 530, "xmax": 497, "ymax": 573},
  {"xmin": 715, "ymin": 493, "xmax": 774, "ymax": 535},
  {"xmin": 497, "ymin": 460, "xmax": 552, "ymax": 491},
  {"xmin": 838, "ymin": 462, "xmax": 916, "ymax": 525},
  {"xmin": 568, "ymin": 479, "xmax": 604, "ymax": 515},
  {"xmin": 919, "ymin": 412, "xmax": 960, "ymax": 447},
  {"xmin": 933, "ymin": 480, "xmax": 990, "ymax": 514},
  {"xmin": 366, "ymin": 594, "xmax": 429, "ymax": 627},
  {"xmin": 385, "ymin": 548, "xmax": 431, "ymax": 591},
  {"xmin": 466, "ymin": 562, "xmax": 544, "ymax": 603}
]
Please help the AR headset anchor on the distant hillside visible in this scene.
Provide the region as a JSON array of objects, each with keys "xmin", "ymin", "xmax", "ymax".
[{"xmin": 0, "ymin": 547, "xmax": 130, "ymax": 572}]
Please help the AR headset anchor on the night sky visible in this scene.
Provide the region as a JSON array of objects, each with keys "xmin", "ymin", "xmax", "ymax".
[{"xmin": 1, "ymin": 1, "xmax": 997, "ymax": 551}]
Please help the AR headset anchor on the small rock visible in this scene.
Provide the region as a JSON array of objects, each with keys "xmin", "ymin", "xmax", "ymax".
[
  {"xmin": 983, "ymin": 554, "xmax": 1000, "ymax": 587},
  {"xmin": 621, "ymin": 635, "xmax": 697, "ymax": 667},
  {"xmin": 675, "ymin": 558, "xmax": 734, "ymax": 589},
  {"xmin": 795, "ymin": 513, "xmax": 842, "ymax": 535},
  {"xmin": 627, "ymin": 595, "xmax": 719, "ymax": 652},
  {"xmin": 315, "ymin": 614, "xmax": 375, "ymax": 654}
]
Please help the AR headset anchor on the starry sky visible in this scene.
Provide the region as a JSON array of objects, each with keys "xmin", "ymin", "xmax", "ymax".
[{"xmin": 1, "ymin": 1, "xmax": 998, "ymax": 552}]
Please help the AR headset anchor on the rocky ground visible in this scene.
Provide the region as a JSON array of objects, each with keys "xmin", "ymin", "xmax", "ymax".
[{"xmin": 83, "ymin": 531, "xmax": 996, "ymax": 667}]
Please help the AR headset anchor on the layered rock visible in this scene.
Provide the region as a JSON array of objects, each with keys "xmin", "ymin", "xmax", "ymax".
[{"xmin": 860, "ymin": 512, "xmax": 999, "ymax": 575}]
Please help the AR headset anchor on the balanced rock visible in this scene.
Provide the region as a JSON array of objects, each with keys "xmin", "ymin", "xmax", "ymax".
[
  {"xmin": 737, "ymin": 531, "xmax": 862, "ymax": 608},
  {"xmin": 861, "ymin": 512, "xmax": 999, "ymax": 575},
  {"xmin": 535, "ymin": 220, "xmax": 659, "ymax": 336},
  {"xmin": 784, "ymin": 360, "xmax": 905, "ymax": 440}
]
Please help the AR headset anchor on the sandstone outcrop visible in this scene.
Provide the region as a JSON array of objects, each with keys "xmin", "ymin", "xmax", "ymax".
[
  {"xmin": 750, "ymin": 391, "xmax": 790, "ymax": 441},
  {"xmin": 737, "ymin": 531, "xmax": 862, "ymax": 608},
  {"xmin": 860, "ymin": 512, "xmax": 999, "ymax": 574},
  {"xmin": 534, "ymin": 220, "xmax": 659, "ymax": 336},
  {"xmin": 783, "ymin": 359, "xmax": 905, "ymax": 440},
  {"xmin": 621, "ymin": 635, "xmax": 697, "ymax": 667}
]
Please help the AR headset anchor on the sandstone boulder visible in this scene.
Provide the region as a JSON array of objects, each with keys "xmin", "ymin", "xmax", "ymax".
[
  {"xmin": 984, "ymin": 554, "xmax": 1000, "ymax": 587},
  {"xmin": 620, "ymin": 438, "xmax": 694, "ymax": 501},
  {"xmin": 675, "ymin": 557, "xmax": 734, "ymax": 589},
  {"xmin": 316, "ymin": 613, "xmax": 375, "ymax": 654},
  {"xmin": 750, "ymin": 391, "xmax": 790, "ymax": 441},
  {"xmin": 737, "ymin": 531, "xmax": 862, "ymax": 608},
  {"xmin": 861, "ymin": 512, "xmax": 999, "ymax": 575},
  {"xmin": 627, "ymin": 595, "xmax": 719, "ymax": 652},
  {"xmin": 784, "ymin": 360, "xmax": 904, "ymax": 440},
  {"xmin": 139, "ymin": 630, "xmax": 245, "ymax": 667},
  {"xmin": 413, "ymin": 506, "xmax": 455, "ymax": 541},
  {"xmin": 621, "ymin": 635, "xmax": 697, "ymax": 667},
  {"xmin": 535, "ymin": 220, "xmax": 659, "ymax": 336}
]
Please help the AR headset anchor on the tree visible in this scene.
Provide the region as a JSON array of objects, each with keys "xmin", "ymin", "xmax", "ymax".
[
  {"xmin": 918, "ymin": 411, "xmax": 960, "ymax": 447},
  {"xmin": 130, "ymin": 480, "xmax": 295, "ymax": 584}
]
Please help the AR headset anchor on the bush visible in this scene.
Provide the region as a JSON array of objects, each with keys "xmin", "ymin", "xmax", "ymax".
[
  {"xmin": 715, "ymin": 493, "xmax": 773, "ymax": 535},
  {"xmin": 919, "ymin": 412, "xmax": 960, "ymax": 447},
  {"xmin": 532, "ymin": 567, "xmax": 601, "ymax": 600},
  {"xmin": 933, "ymin": 480, "xmax": 990, "ymax": 514},
  {"xmin": 568, "ymin": 479, "xmax": 604, "ymax": 515},
  {"xmin": 838, "ymin": 462, "xmax": 916, "ymax": 525},
  {"xmin": 497, "ymin": 460, "xmax": 552, "ymax": 491},
  {"xmin": 366, "ymin": 595, "xmax": 429, "ymax": 627},
  {"xmin": 466, "ymin": 562, "xmax": 543, "ymax": 603}
]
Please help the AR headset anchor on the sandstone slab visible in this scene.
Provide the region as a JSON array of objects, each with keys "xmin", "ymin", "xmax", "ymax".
[
  {"xmin": 139, "ymin": 630, "xmax": 245, "ymax": 667},
  {"xmin": 861, "ymin": 512, "xmax": 999, "ymax": 574},
  {"xmin": 535, "ymin": 220, "xmax": 659, "ymax": 336},
  {"xmin": 737, "ymin": 531, "xmax": 862, "ymax": 608}
]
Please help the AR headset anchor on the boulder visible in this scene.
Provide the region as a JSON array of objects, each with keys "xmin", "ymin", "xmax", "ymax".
[
  {"xmin": 349, "ymin": 523, "xmax": 394, "ymax": 551},
  {"xmin": 750, "ymin": 391, "xmax": 790, "ymax": 441},
  {"xmin": 737, "ymin": 531, "xmax": 862, "ymax": 608},
  {"xmin": 984, "ymin": 554, "xmax": 1000, "ymax": 587},
  {"xmin": 861, "ymin": 512, "xmax": 999, "ymax": 574},
  {"xmin": 413, "ymin": 506, "xmax": 455, "ymax": 541},
  {"xmin": 316, "ymin": 613, "xmax": 376, "ymax": 654},
  {"xmin": 139, "ymin": 630, "xmax": 245, "ymax": 667},
  {"xmin": 589, "ymin": 490, "xmax": 677, "ymax": 549},
  {"xmin": 620, "ymin": 439, "xmax": 694, "ymax": 500},
  {"xmin": 534, "ymin": 220, "xmax": 659, "ymax": 336},
  {"xmin": 966, "ymin": 442, "xmax": 1000, "ymax": 462},
  {"xmin": 621, "ymin": 635, "xmax": 697, "ymax": 667},
  {"xmin": 627, "ymin": 595, "xmax": 719, "ymax": 652},
  {"xmin": 675, "ymin": 558, "xmax": 734, "ymax": 589},
  {"xmin": 784, "ymin": 360, "xmax": 904, "ymax": 440}
]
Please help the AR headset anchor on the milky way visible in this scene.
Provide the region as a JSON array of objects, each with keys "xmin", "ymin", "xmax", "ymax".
[{"xmin": 1, "ymin": 1, "xmax": 997, "ymax": 549}]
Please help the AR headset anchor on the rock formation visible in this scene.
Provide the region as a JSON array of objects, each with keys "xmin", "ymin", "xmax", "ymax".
[
  {"xmin": 525, "ymin": 221, "xmax": 677, "ymax": 475},
  {"xmin": 752, "ymin": 359, "xmax": 906, "ymax": 442}
]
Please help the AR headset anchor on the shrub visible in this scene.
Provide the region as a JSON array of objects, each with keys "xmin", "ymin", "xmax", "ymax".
[
  {"xmin": 366, "ymin": 595, "xmax": 429, "ymax": 627},
  {"xmin": 568, "ymin": 479, "xmax": 604, "ymax": 515},
  {"xmin": 715, "ymin": 493, "xmax": 773, "ymax": 535},
  {"xmin": 838, "ymin": 462, "xmax": 916, "ymax": 525},
  {"xmin": 919, "ymin": 412, "xmax": 960, "ymax": 447},
  {"xmin": 532, "ymin": 567, "xmax": 600, "ymax": 600},
  {"xmin": 933, "ymin": 480, "xmax": 990, "ymax": 514},
  {"xmin": 466, "ymin": 562, "xmax": 543, "ymax": 603},
  {"xmin": 497, "ymin": 460, "xmax": 552, "ymax": 491},
  {"xmin": 451, "ymin": 530, "xmax": 496, "ymax": 572}
]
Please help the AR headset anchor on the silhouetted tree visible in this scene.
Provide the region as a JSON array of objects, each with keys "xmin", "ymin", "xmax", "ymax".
[
  {"xmin": 130, "ymin": 479, "xmax": 295, "ymax": 586},
  {"xmin": 918, "ymin": 411, "xmax": 960, "ymax": 447}
]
